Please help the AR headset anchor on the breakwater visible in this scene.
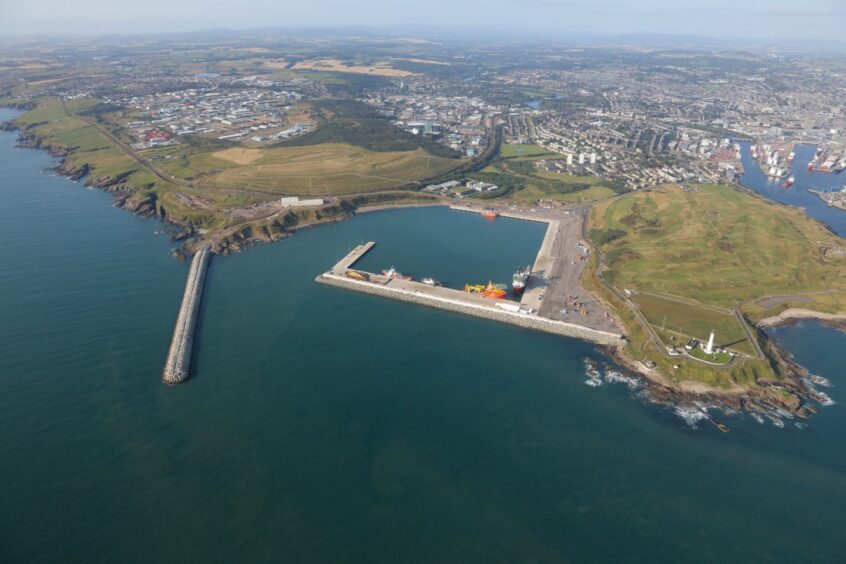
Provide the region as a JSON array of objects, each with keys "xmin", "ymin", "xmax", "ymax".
[
  {"xmin": 316, "ymin": 272, "xmax": 624, "ymax": 347},
  {"xmin": 162, "ymin": 244, "xmax": 212, "ymax": 384}
]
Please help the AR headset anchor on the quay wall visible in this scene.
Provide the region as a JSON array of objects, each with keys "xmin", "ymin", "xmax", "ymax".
[
  {"xmin": 449, "ymin": 205, "xmax": 554, "ymax": 225},
  {"xmin": 316, "ymin": 273, "xmax": 624, "ymax": 347},
  {"xmin": 162, "ymin": 245, "xmax": 212, "ymax": 385}
]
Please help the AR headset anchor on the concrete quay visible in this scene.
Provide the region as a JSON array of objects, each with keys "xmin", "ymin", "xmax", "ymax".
[
  {"xmin": 316, "ymin": 243, "xmax": 624, "ymax": 348},
  {"xmin": 162, "ymin": 244, "xmax": 212, "ymax": 385},
  {"xmin": 329, "ymin": 241, "xmax": 375, "ymax": 274},
  {"xmin": 448, "ymin": 203, "xmax": 619, "ymax": 334}
]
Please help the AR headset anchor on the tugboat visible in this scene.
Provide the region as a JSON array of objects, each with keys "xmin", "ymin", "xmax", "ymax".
[
  {"xmin": 382, "ymin": 266, "xmax": 412, "ymax": 280},
  {"xmin": 512, "ymin": 266, "xmax": 530, "ymax": 296},
  {"xmin": 782, "ymin": 176, "xmax": 795, "ymax": 189},
  {"xmin": 421, "ymin": 277, "xmax": 441, "ymax": 286},
  {"xmin": 481, "ymin": 281, "xmax": 507, "ymax": 299}
]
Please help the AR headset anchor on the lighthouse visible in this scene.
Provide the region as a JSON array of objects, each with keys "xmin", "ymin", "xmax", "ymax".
[{"xmin": 704, "ymin": 331, "xmax": 715, "ymax": 354}]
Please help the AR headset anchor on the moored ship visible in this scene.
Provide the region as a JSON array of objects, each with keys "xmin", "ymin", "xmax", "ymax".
[
  {"xmin": 465, "ymin": 281, "xmax": 507, "ymax": 299},
  {"xmin": 481, "ymin": 210, "xmax": 498, "ymax": 219},
  {"xmin": 512, "ymin": 266, "xmax": 530, "ymax": 296},
  {"xmin": 382, "ymin": 266, "xmax": 412, "ymax": 280},
  {"xmin": 782, "ymin": 176, "xmax": 795, "ymax": 188},
  {"xmin": 421, "ymin": 277, "xmax": 441, "ymax": 286},
  {"xmin": 481, "ymin": 281, "xmax": 507, "ymax": 299}
]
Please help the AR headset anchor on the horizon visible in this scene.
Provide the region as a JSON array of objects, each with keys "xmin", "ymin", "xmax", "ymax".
[
  {"xmin": 1, "ymin": 26, "xmax": 845, "ymax": 52},
  {"xmin": 2, "ymin": 0, "xmax": 845, "ymax": 43}
]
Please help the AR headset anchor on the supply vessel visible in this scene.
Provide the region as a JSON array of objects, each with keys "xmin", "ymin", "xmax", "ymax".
[
  {"xmin": 512, "ymin": 266, "xmax": 530, "ymax": 296},
  {"xmin": 382, "ymin": 266, "xmax": 412, "ymax": 280}
]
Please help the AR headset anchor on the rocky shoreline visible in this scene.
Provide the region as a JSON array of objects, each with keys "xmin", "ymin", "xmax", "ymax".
[
  {"xmin": 757, "ymin": 308, "xmax": 846, "ymax": 329},
  {"xmin": 4, "ymin": 119, "xmax": 217, "ymax": 256},
  {"xmin": 3, "ymin": 117, "xmax": 837, "ymax": 427},
  {"xmin": 4, "ymin": 118, "xmax": 444, "ymax": 260},
  {"xmin": 602, "ymin": 309, "xmax": 838, "ymax": 430}
]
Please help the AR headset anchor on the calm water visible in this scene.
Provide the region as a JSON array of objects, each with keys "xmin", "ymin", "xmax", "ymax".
[
  {"xmin": 2, "ymin": 107, "xmax": 846, "ymax": 562},
  {"xmin": 739, "ymin": 141, "xmax": 846, "ymax": 236}
]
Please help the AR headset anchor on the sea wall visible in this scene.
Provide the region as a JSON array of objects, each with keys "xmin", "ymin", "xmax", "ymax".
[
  {"xmin": 162, "ymin": 245, "xmax": 212, "ymax": 384},
  {"xmin": 316, "ymin": 273, "xmax": 624, "ymax": 347}
]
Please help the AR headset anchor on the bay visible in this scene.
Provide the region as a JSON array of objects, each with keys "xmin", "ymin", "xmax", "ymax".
[{"xmin": 1, "ymin": 108, "xmax": 845, "ymax": 563}]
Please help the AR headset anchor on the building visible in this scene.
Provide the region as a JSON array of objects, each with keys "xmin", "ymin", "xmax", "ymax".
[{"xmin": 280, "ymin": 197, "xmax": 325, "ymax": 208}]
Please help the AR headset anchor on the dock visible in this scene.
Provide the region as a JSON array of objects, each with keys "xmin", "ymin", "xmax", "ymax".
[
  {"xmin": 162, "ymin": 244, "xmax": 212, "ymax": 385},
  {"xmin": 316, "ymin": 239, "xmax": 624, "ymax": 347}
]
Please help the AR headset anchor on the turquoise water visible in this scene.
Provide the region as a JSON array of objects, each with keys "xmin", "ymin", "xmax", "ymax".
[{"xmin": 2, "ymin": 107, "xmax": 846, "ymax": 562}]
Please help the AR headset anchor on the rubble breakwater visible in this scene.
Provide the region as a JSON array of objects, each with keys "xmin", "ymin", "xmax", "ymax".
[{"xmin": 162, "ymin": 244, "xmax": 212, "ymax": 384}]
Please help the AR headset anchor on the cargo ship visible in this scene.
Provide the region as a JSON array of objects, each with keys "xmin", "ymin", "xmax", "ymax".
[
  {"xmin": 782, "ymin": 176, "xmax": 795, "ymax": 189},
  {"xmin": 382, "ymin": 266, "xmax": 412, "ymax": 280},
  {"xmin": 512, "ymin": 266, "xmax": 530, "ymax": 296}
]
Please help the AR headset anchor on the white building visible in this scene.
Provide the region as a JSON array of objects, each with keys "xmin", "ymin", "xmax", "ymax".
[{"xmin": 280, "ymin": 197, "xmax": 325, "ymax": 208}]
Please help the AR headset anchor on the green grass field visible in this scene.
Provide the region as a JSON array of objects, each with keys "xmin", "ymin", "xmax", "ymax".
[
  {"xmin": 499, "ymin": 143, "xmax": 557, "ymax": 159},
  {"xmin": 514, "ymin": 184, "xmax": 615, "ymax": 204},
  {"xmin": 206, "ymin": 143, "xmax": 457, "ymax": 195},
  {"xmin": 467, "ymin": 143, "xmax": 616, "ymax": 204},
  {"xmin": 583, "ymin": 182, "xmax": 846, "ymax": 390},
  {"xmin": 591, "ymin": 184, "xmax": 846, "ymax": 307},
  {"xmin": 632, "ymin": 292, "xmax": 755, "ymax": 355},
  {"xmin": 688, "ymin": 347, "xmax": 732, "ymax": 365}
]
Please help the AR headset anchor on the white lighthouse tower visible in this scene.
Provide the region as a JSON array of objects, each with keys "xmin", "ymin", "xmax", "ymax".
[{"xmin": 704, "ymin": 331, "xmax": 715, "ymax": 354}]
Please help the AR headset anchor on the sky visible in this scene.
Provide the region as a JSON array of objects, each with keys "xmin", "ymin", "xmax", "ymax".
[{"xmin": 1, "ymin": 0, "xmax": 845, "ymax": 42}]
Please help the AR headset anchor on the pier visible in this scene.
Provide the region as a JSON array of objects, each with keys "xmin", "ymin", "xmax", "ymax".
[
  {"xmin": 162, "ymin": 244, "xmax": 212, "ymax": 385},
  {"xmin": 316, "ymin": 241, "xmax": 624, "ymax": 347}
]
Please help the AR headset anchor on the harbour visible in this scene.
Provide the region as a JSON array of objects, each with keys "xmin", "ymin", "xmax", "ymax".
[
  {"xmin": 2, "ymin": 108, "xmax": 846, "ymax": 562},
  {"xmin": 738, "ymin": 141, "xmax": 846, "ymax": 236},
  {"xmin": 317, "ymin": 206, "xmax": 623, "ymax": 345}
]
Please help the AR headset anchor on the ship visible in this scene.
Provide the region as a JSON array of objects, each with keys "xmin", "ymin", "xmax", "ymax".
[
  {"xmin": 466, "ymin": 281, "xmax": 507, "ymax": 299},
  {"xmin": 512, "ymin": 266, "xmax": 530, "ymax": 296},
  {"xmin": 782, "ymin": 176, "xmax": 795, "ymax": 189},
  {"xmin": 421, "ymin": 277, "xmax": 441, "ymax": 286},
  {"xmin": 382, "ymin": 266, "xmax": 412, "ymax": 280},
  {"xmin": 481, "ymin": 210, "xmax": 498, "ymax": 219},
  {"xmin": 481, "ymin": 281, "xmax": 507, "ymax": 299},
  {"xmin": 808, "ymin": 162, "xmax": 814, "ymax": 171}
]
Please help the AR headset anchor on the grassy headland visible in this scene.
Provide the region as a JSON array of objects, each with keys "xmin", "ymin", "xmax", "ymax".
[{"xmin": 584, "ymin": 183, "xmax": 846, "ymax": 410}]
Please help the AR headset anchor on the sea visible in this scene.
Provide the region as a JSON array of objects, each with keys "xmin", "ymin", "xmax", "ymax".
[{"xmin": 2, "ymin": 107, "xmax": 846, "ymax": 562}]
